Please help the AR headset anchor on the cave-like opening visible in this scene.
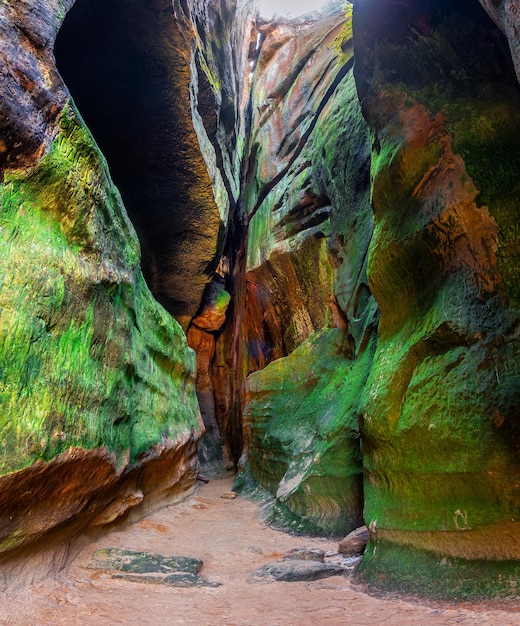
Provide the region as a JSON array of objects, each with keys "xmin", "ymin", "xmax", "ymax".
[{"xmin": 54, "ymin": 0, "xmax": 223, "ymax": 327}]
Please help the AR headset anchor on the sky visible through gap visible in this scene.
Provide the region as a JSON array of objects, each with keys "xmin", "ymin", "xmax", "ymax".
[{"xmin": 256, "ymin": 0, "xmax": 334, "ymax": 18}]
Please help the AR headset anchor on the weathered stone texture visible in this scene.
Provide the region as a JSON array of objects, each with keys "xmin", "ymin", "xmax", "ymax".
[
  {"xmin": 478, "ymin": 0, "xmax": 520, "ymax": 81},
  {"xmin": 230, "ymin": 9, "xmax": 375, "ymax": 537},
  {"xmin": 55, "ymin": 0, "xmax": 252, "ymax": 328},
  {"xmin": 353, "ymin": 0, "xmax": 520, "ymax": 594},
  {"xmin": 0, "ymin": 0, "xmax": 202, "ymax": 556}
]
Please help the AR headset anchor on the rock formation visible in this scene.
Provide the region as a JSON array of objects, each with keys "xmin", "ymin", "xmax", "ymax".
[
  {"xmin": 0, "ymin": 0, "xmax": 519, "ymax": 599},
  {"xmin": 0, "ymin": 0, "xmax": 203, "ymax": 558},
  {"xmin": 54, "ymin": 0, "xmax": 251, "ymax": 329},
  {"xmin": 351, "ymin": 0, "xmax": 520, "ymax": 596},
  {"xmin": 227, "ymin": 8, "xmax": 374, "ymax": 536}
]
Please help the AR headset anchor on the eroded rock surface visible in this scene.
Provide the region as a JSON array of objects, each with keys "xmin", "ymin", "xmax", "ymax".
[
  {"xmin": 55, "ymin": 0, "xmax": 252, "ymax": 328},
  {"xmin": 0, "ymin": 0, "xmax": 202, "ymax": 558},
  {"xmin": 353, "ymin": 0, "xmax": 520, "ymax": 595},
  {"xmin": 85, "ymin": 547, "xmax": 221, "ymax": 587},
  {"xmin": 227, "ymin": 8, "xmax": 375, "ymax": 537}
]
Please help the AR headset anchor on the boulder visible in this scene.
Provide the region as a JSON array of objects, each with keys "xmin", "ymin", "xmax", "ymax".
[{"xmin": 339, "ymin": 526, "xmax": 370, "ymax": 557}]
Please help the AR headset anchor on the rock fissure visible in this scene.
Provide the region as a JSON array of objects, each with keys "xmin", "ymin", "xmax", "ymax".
[
  {"xmin": 0, "ymin": 0, "xmax": 519, "ymax": 601},
  {"xmin": 246, "ymin": 55, "xmax": 355, "ymax": 226}
]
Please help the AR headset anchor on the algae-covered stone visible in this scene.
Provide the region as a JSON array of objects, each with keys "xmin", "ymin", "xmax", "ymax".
[
  {"xmin": 87, "ymin": 549, "xmax": 203, "ymax": 574},
  {"xmin": 354, "ymin": 0, "xmax": 520, "ymax": 586},
  {"xmin": 356, "ymin": 540, "xmax": 520, "ymax": 600},
  {"xmin": 87, "ymin": 548, "xmax": 221, "ymax": 587},
  {"xmin": 0, "ymin": 104, "xmax": 201, "ymax": 473},
  {"xmin": 239, "ymin": 329, "xmax": 370, "ymax": 537},
  {"xmin": 247, "ymin": 559, "xmax": 345, "ymax": 583}
]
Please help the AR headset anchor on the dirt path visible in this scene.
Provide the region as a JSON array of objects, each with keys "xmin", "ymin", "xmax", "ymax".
[{"xmin": 1, "ymin": 477, "xmax": 519, "ymax": 625}]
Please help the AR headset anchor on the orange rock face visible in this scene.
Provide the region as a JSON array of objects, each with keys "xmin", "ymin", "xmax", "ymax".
[
  {"xmin": 0, "ymin": 435, "xmax": 200, "ymax": 559},
  {"xmin": 353, "ymin": 0, "xmax": 520, "ymax": 592}
]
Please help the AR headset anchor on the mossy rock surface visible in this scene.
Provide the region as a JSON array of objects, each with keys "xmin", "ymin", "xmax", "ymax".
[
  {"xmin": 239, "ymin": 329, "xmax": 372, "ymax": 537},
  {"xmin": 354, "ymin": 0, "xmax": 520, "ymax": 572},
  {"xmin": 87, "ymin": 548, "xmax": 203, "ymax": 575},
  {"xmin": 0, "ymin": 104, "xmax": 200, "ymax": 474},
  {"xmin": 86, "ymin": 548, "xmax": 221, "ymax": 587},
  {"xmin": 357, "ymin": 539, "xmax": 520, "ymax": 600}
]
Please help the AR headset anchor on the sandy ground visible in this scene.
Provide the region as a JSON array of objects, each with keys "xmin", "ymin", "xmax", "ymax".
[{"xmin": 0, "ymin": 477, "xmax": 519, "ymax": 626}]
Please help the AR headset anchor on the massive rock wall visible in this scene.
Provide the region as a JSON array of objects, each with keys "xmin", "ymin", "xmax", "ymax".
[
  {"xmin": 0, "ymin": 0, "xmax": 203, "ymax": 558},
  {"xmin": 180, "ymin": 0, "xmax": 254, "ymax": 473},
  {"xmin": 223, "ymin": 9, "xmax": 376, "ymax": 536},
  {"xmin": 55, "ymin": 0, "xmax": 254, "ymax": 469},
  {"xmin": 213, "ymin": 0, "xmax": 520, "ymax": 595},
  {"xmin": 354, "ymin": 0, "xmax": 520, "ymax": 596}
]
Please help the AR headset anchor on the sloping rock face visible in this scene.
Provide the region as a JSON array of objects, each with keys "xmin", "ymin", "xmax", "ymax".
[
  {"xmin": 228, "ymin": 10, "xmax": 377, "ymax": 536},
  {"xmin": 0, "ymin": 0, "xmax": 202, "ymax": 557},
  {"xmin": 354, "ymin": 0, "xmax": 520, "ymax": 596},
  {"xmin": 55, "ymin": 0, "xmax": 252, "ymax": 329},
  {"xmin": 478, "ymin": 0, "xmax": 520, "ymax": 81}
]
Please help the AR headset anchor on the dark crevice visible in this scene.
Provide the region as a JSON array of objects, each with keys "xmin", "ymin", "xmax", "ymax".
[{"xmin": 54, "ymin": 0, "xmax": 222, "ymax": 322}]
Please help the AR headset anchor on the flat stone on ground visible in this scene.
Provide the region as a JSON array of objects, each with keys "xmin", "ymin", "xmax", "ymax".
[
  {"xmin": 84, "ymin": 548, "xmax": 221, "ymax": 587},
  {"xmin": 85, "ymin": 548, "xmax": 203, "ymax": 574},
  {"xmin": 283, "ymin": 548, "xmax": 325, "ymax": 562},
  {"xmin": 247, "ymin": 560, "xmax": 345, "ymax": 583},
  {"xmin": 113, "ymin": 572, "xmax": 222, "ymax": 588}
]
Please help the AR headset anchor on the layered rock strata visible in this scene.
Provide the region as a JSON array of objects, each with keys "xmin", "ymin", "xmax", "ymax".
[
  {"xmin": 0, "ymin": 0, "xmax": 202, "ymax": 557},
  {"xmin": 354, "ymin": 0, "xmax": 520, "ymax": 596}
]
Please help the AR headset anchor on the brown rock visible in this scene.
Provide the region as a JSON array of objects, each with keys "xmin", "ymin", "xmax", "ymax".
[
  {"xmin": 0, "ymin": 435, "xmax": 200, "ymax": 558},
  {"xmin": 283, "ymin": 548, "xmax": 325, "ymax": 562},
  {"xmin": 54, "ymin": 0, "xmax": 251, "ymax": 326},
  {"xmin": 339, "ymin": 526, "xmax": 370, "ymax": 556},
  {"xmin": 220, "ymin": 492, "xmax": 237, "ymax": 500}
]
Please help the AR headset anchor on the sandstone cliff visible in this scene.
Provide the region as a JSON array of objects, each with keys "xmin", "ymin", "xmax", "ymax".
[
  {"xmin": 0, "ymin": 0, "xmax": 519, "ymax": 599},
  {"xmin": 0, "ymin": 0, "xmax": 204, "ymax": 557},
  {"xmin": 352, "ymin": 0, "xmax": 520, "ymax": 595}
]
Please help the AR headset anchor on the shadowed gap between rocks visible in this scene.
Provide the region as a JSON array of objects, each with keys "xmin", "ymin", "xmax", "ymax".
[{"xmin": 54, "ymin": 0, "xmax": 224, "ymax": 326}]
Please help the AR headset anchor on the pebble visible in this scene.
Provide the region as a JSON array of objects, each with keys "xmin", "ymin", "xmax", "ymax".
[{"xmin": 221, "ymin": 492, "xmax": 237, "ymax": 499}]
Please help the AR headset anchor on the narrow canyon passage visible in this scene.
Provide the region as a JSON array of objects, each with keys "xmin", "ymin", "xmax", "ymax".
[
  {"xmin": 53, "ymin": 0, "xmax": 227, "ymax": 326},
  {"xmin": 1, "ymin": 0, "xmax": 520, "ymax": 609},
  {"xmin": 0, "ymin": 478, "xmax": 518, "ymax": 625},
  {"xmin": 43, "ymin": 0, "xmax": 520, "ymax": 586}
]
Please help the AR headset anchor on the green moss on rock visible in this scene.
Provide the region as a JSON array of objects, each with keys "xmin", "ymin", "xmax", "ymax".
[
  {"xmin": 0, "ymin": 103, "xmax": 200, "ymax": 474},
  {"xmin": 354, "ymin": 0, "xmax": 520, "ymax": 586},
  {"xmin": 238, "ymin": 329, "xmax": 373, "ymax": 536},
  {"xmin": 357, "ymin": 539, "xmax": 520, "ymax": 600}
]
